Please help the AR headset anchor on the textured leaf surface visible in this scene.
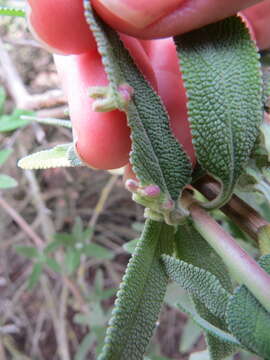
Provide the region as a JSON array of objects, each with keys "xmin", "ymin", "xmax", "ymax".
[
  {"xmin": 174, "ymin": 16, "xmax": 263, "ymax": 208},
  {"xmin": 84, "ymin": 1, "xmax": 192, "ymax": 201},
  {"xmin": 98, "ymin": 219, "xmax": 174, "ymax": 360},
  {"xmin": 263, "ymin": 67, "xmax": 270, "ymax": 111},
  {"xmin": 175, "ymin": 221, "xmax": 236, "ymax": 360},
  {"xmin": 177, "ymin": 299, "xmax": 240, "ymax": 347},
  {"xmin": 21, "ymin": 115, "xmax": 72, "ymax": 128},
  {"xmin": 226, "ymin": 255, "xmax": 270, "ymax": 358},
  {"xmin": 162, "ymin": 255, "xmax": 230, "ymax": 318},
  {"xmin": 18, "ymin": 144, "xmax": 83, "ymax": 169}
]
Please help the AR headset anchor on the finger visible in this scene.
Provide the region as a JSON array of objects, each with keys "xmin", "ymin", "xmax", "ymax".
[
  {"xmin": 92, "ymin": 0, "xmax": 262, "ymax": 39},
  {"xmin": 27, "ymin": 0, "xmax": 96, "ymax": 54},
  {"xmin": 147, "ymin": 38, "xmax": 196, "ymax": 165},
  {"xmin": 54, "ymin": 36, "xmax": 158, "ymax": 170},
  {"xmin": 241, "ymin": 0, "xmax": 270, "ymax": 49},
  {"xmin": 55, "ymin": 51, "xmax": 131, "ymax": 169}
]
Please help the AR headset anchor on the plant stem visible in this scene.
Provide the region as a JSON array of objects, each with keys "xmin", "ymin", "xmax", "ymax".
[
  {"xmin": 184, "ymin": 194, "xmax": 270, "ymax": 313},
  {"xmin": 193, "ymin": 176, "xmax": 269, "ymax": 241}
]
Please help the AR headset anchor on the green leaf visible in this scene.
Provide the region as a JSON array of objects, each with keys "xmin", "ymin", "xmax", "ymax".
[
  {"xmin": 44, "ymin": 239, "xmax": 65, "ymax": 254},
  {"xmin": 53, "ymin": 233, "xmax": 74, "ymax": 246},
  {"xmin": 262, "ymin": 67, "xmax": 270, "ymax": 111},
  {"xmin": 74, "ymin": 333, "xmax": 96, "ymax": 360},
  {"xmin": 0, "ymin": 7, "xmax": 25, "ymax": 17},
  {"xmin": 174, "ymin": 16, "xmax": 263, "ymax": 208},
  {"xmin": 260, "ymin": 121, "xmax": 270, "ymax": 161},
  {"xmin": 175, "ymin": 221, "xmax": 232, "ymax": 290},
  {"xmin": 18, "ymin": 143, "xmax": 83, "ymax": 169},
  {"xmin": 0, "ymin": 109, "xmax": 31, "ymax": 132},
  {"xmin": 83, "ymin": 2, "xmax": 192, "ymax": 202},
  {"xmin": 0, "ymin": 87, "xmax": 6, "ymax": 115},
  {"xmin": 179, "ymin": 317, "xmax": 202, "ymax": 353},
  {"xmin": 0, "ymin": 174, "xmax": 17, "ymax": 189},
  {"xmin": 15, "ymin": 245, "xmax": 39, "ymax": 259},
  {"xmin": 122, "ymin": 238, "xmax": 139, "ymax": 254},
  {"xmin": 162, "ymin": 255, "xmax": 231, "ymax": 319},
  {"xmin": 226, "ymin": 255, "xmax": 270, "ymax": 358},
  {"xmin": 84, "ymin": 243, "xmax": 113, "ymax": 259},
  {"xmin": 45, "ymin": 258, "xmax": 61, "ymax": 273},
  {"xmin": 175, "ymin": 221, "xmax": 236, "ymax": 360},
  {"xmin": 28, "ymin": 263, "xmax": 43, "ymax": 289},
  {"xmin": 98, "ymin": 219, "xmax": 174, "ymax": 360},
  {"xmin": 258, "ymin": 225, "xmax": 270, "ymax": 255},
  {"xmin": 177, "ymin": 299, "xmax": 241, "ymax": 348},
  {"xmin": 65, "ymin": 249, "xmax": 81, "ymax": 275},
  {"xmin": 0, "ymin": 148, "xmax": 12, "ymax": 166}
]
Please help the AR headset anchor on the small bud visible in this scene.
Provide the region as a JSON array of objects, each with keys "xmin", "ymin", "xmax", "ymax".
[
  {"xmin": 161, "ymin": 199, "xmax": 174, "ymax": 210},
  {"xmin": 125, "ymin": 179, "xmax": 139, "ymax": 193},
  {"xmin": 118, "ymin": 84, "xmax": 134, "ymax": 103},
  {"xmin": 141, "ymin": 185, "xmax": 161, "ymax": 198}
]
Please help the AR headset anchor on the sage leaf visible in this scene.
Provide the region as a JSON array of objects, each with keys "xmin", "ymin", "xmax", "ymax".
[
  {"xmin": 98, "ymin": 219, "xmax": 174, "ymax": 360},
  {"xmin": 174, "ymin": 16, "xmax": 263, "ymax": 208},
  {"xmin": 18, "ymin": 143, "xmax": 83, "ymax": 169},
  {"xmin": 263, "ymin": 67, "xmax": 270, "ymax": 111},
  {"xmin": 177, "ymin": 299, "xmax": 241, "ymax": 348},
  {"xmin": 226, "ymin": 255, "xmax": 270, "ymax": 358},
  {"xmin": 21, "ymin": 115, "xmax": 72, "ymax": 128},
  {"xmin": 175, "ymin": 221, "xmax": 236, "ymax": 360},
  {"xmin": 162, "ymin": 255, "xmax": 231, "ymax": 319},
  {"xmin": 83, "ymin": 1, "xmax": 192, "ymax": 201}
]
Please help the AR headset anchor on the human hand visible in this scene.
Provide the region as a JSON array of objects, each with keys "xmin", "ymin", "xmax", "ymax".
[{"xmin": 27, "ymin": 0, "xmax": 270, "ymax": 170}]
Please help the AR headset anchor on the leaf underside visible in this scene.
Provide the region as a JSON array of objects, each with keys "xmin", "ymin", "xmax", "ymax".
[
  {"xmin": 98, "ymin": 219, "xmax": 174, "ymax": 360},
  {"xmin": 226, "ymin": 255, "xmax": 270, "ymax": 358},
  {"xmin": 177, "ymin": 300, "xmax": 241, "ymax": 347},
  {"xmin": 18, "ymin": 144, "xmax": 83, "ymax": 170},
  {"xmin": 84, "ymin": 1, "xmax": 192, "ymax": 201},
  {"xmin": 175, "ymin": 221, "xmax": 236, "ymax": 360},
  {"xmin": 162, "ymin": 255, "xmax": 230, "ymax": 319},
  {"xmin": 174, "ymin": 16, "xmax": 263, "ymax": 208}
]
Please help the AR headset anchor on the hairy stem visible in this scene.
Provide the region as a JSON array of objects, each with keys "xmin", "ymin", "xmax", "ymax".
[
  {"xmin": 194, "ymin": 176, "xmax": 269, "ymax": 241},
  {"xmin": 183, "ymin": 193, "xmax": 270, "ymax": 313}
]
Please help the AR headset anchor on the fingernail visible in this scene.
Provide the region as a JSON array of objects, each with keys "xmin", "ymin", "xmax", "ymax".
[{"xmin": 97, "ymin": 0, "xmax": 184, "ymax": 29}]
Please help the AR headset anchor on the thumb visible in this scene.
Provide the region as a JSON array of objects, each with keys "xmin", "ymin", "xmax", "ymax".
[
  {"xmin": 92, "ymin": 0, "xmax": 182, "ymax": 29},
  {"xmin": 92, "ymin": 0, "xmax": 263, "ymax": 39}
]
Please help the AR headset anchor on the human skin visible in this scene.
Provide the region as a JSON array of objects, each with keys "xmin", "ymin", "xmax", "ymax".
[
  {"xmin": 54, "ymin": 35, "xmax": 158, "ymax": 169},
  {"xmin": 27, "ymin": 0, "xmax": 270, "ymax": 169},
  {"xmin": 92, "ymin": 0, "xmax": 270, "ymax": 50}
]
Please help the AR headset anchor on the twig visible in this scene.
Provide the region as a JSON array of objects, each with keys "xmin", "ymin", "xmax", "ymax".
[
  {"xmin": 41, "ymin": 276, "xmax": 69, "ymax": 360},
  {"xmin": 193, "ymin": 176, "xmax": 269, "ymax": 241},
  {"xmin": 0, "ymin": 36, "xmax": 66, "ymax": 110},
  {"xmin": 88, "ymin": 174, "xmax": 118, "ymax": 230},
  {"xmin": 58, "ymin": 283, "xmax": 71, "ymax": 360},
  {"xmin": 0, "ymin": 37, "xmax": 29, "ymax": 108},
  {"xmin": 0, "ymin": 194, "xmax": 43, "ymax": 248},
  {"xmin": 0, "ymin": 339, "xmax": 7, "ymax": 360},
  {"xmin": 2, "ymin": 336, "xmax": 31, "ymax": 360}
]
